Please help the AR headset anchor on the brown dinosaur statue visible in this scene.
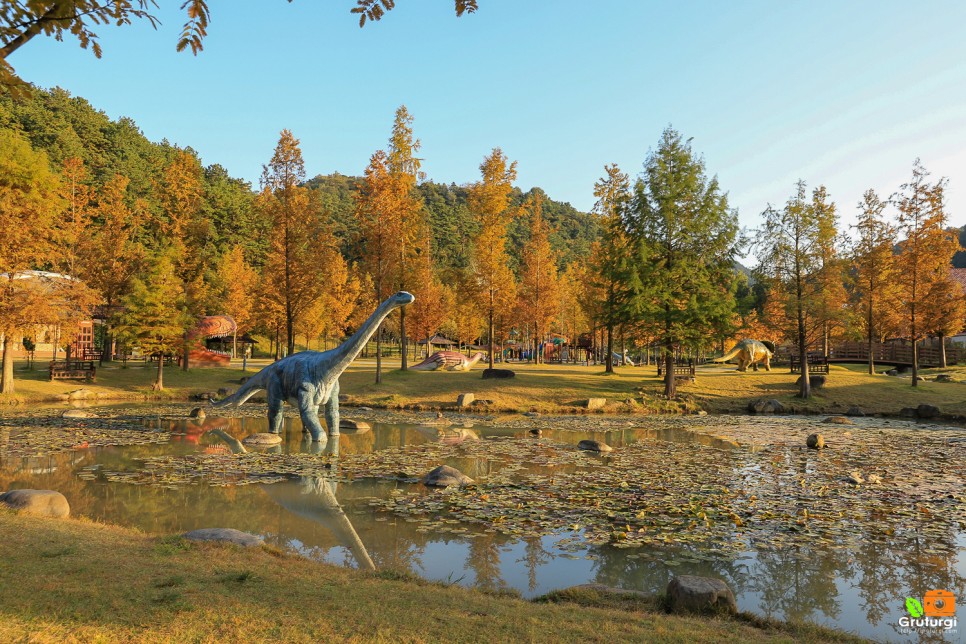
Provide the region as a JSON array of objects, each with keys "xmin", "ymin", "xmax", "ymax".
[
  {"xmin": 411, "ymin": 350, "xmax": 485, "ymax": 371},
  {"xmin": 713, "ymin": 339, "xmax": 775, "ymax": 372}
]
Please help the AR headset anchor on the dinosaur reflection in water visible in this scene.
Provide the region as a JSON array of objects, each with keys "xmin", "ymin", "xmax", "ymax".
[{"xmin": 208, "ymin": 429, "xmax": 374, "ymax": 571}]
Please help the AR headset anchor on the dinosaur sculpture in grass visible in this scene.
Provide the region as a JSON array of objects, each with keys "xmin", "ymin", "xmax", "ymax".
[
  {"xmin": 210, "ymin": 291, "xmax": 414, "ymax": 442},
  {"xmin": 712, "ymin": 339, "xmax": 775, "ymax": 372},
  {"xmin": 411, "ymin": 350, "xmax": 485, "ymax": 371}
]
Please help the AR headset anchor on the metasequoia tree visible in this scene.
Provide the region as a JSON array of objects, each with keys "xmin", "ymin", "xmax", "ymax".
[
  {"xmin": 893, "ymin": 161, "xmax": 961, "ymax": 384},
  {"xmin": 356, "ymin": 150, "xmax": 401, "ymax": 382},
  {"xmin": 213, "ymin": 245, "xmax": 257, "ymax": 356},
  {"xmin": 589, "ymin": 163, "xmax": 635, "ymax": 374},
  {"xmin": 0, "ymin": 130, "xmax": 61, "ymax": 394},
  {"xmin": 386, "ymin": 105, "xmax": 425, "ymax": 370},
  {"xmin": 516, "ymin": 193, "xmax": 560, "ymax": 364},
  {"xmin": 1, "ymin": 1, "xmax": 477, "ymax": 90},
  {"xmin": 811, "ymin": 186, "xmax": 848, "ymax": 355},
  {"xmin": 627, "ymin": 128, "xmax": 738, "ymax": 399},
  {"xmin": 114, "ymin": 251, "xmax": 186, "ymax": 391},
  {"xmin": 157, "ymin": 149, "xmax": 208, "ymax": 369},
  {"xmin": 849, "ymin": 189, "xmax": 897, "ymax": 374},
  {"xmin": 58, "ymin": 156, "xmax": 94, "ymax": 277},
  {"xmin": 755, "ymin": 181, "xmax": 826, "ymax": 399},
  {"xmin": 407, "ymin": 251, "xmax": 451, "ymax": 359},
  {"xmin": 467, "ymin": 148, "xmax": 519, "ymax": 369}
]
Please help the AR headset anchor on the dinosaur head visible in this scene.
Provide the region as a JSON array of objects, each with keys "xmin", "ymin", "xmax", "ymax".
[{"xmin": 392, "ymin": 291, "xmax": 416, "ymax": 307}]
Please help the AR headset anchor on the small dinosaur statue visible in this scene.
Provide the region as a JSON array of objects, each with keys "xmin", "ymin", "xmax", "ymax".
[
  {"xmin": 713, "ymin": 339, "xmax": 775, "ymax": 372},
  {"xmin": 411, "ymin": 350, "xmax": 484, "ymax": 371},
  {"xmin": 210, "ymin": 291, "xmax": 414, "ymax": 442}
]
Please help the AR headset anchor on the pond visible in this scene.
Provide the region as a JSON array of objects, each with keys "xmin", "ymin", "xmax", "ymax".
[{"xmin": 1, "ymin": 404, "xmax": 964, "ymax": 642}]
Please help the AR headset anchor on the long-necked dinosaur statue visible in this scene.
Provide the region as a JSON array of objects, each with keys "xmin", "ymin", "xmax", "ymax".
[
  {"xmin": 211, "ymin": 291, "xmax": 414, "ymax": 442},
  {"xmin": 411, "ymin": 350, "xmax": 484, "ymax": 371},
  {"xmin": 712, "ymin": 339, "xmax": 775, "ymax": 372}
]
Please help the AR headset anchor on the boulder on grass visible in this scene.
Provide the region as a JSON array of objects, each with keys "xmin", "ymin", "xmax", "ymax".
[
  {"xmin": 898, "ymin": 407, "xmax": 918, "ymax": 419},
  {"xmin": 748, "ymin": 399, "xmax": 784, "ymax": 414},
  {"xmin": 457, "ymin": 393, "xmax": 475, "ymax": 408},
  {"xmin": 845, "ymin": 406, "xmax": 865, "ymax": 417},
  {"xmin": 0, "ymin": 489, "xmax": 70, "ymax": 518},
  {"xmin": 666, "ymin": 576, "xmax": 737, "ymax": 615},
  {"xmin": 935, "ymin": 374, "xmax": 953, "ymax": 383},
  {"xmin": 183, "ymin": 528, "xmax": 263, "ymax": 547},
  {"xmin": 423, "ymin": 465, "xmax": 473, "ymax": 487},
  {"xmin": 796, "ymin": 374, "xmax": 826, "ymax": 389},
  {"xmin": 482, "ymin": 368, "xmax": 515, "ymax": 379},
  {"xmin": 917, "ymin": 404, "xmax": 941, "ymax": 419},
  {"xmin": 67, "ymin": 389, "xmax": 93, "ymax": 401},
  {"xmin": 585, "ymin": 398, "xmax": 607, "ymax": 411},
  {"xmin": 217, "ymin": 387, "xmax": 234, "ymax": 397}
]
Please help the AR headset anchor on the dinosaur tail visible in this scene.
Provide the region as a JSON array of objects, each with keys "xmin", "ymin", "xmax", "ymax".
[
  {"xmin": 712, "ymin": 346, "xmax": 742, "ymax": 363},
  {"xmin": 411, "ymin": 356, "xmax": 441, "ymax": 371},
  {"xmin": 210, "ymin": 369, "xmax": 269, "ymax": 408}
]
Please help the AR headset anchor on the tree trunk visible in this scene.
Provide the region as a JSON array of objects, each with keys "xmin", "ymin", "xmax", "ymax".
[
  {"xmin": 663, "ymin": 341, "xmax": 676, "ymax": 399},
  {"xmin": 605, "ymin": 323, "xmax": 614, "ymax": 373},
  {"xmin": 182, "ymin": 332, "xmax": 189, "ymax": 371},
  {"xmin": 375, "ymin": 323, "xmax": 383, "ymax": 384},
  {"xmin": 940, "ymin": 334, "xmax": 947, "ymax": 368},
  {"xmin": 1, "ymin": 337, "xmax": 15, "ymax": 394},
  {"xmin": 400, "ymin": 307, "xmax": 408, "ymax": 370},
  {"xmin": 911, "ymin": 305, "xmax": 918, "ymax": 387},
  {"xmin": 487, "ymin": 299, "xmax": 494, "ymax": 370},
  {"xmin": 153, "ymin": 354, "xmax": 164, "ymax": 391}
]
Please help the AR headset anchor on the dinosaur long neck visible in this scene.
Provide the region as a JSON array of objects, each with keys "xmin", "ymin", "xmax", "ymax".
[{"xmin": 328, "ymin": 298, "xmax": 401, "ymax": 377}]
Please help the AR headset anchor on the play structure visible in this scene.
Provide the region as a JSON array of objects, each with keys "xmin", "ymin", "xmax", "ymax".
[{"xmin": 186, "ymin": 315, "xmax": 236, "ymax": 367}]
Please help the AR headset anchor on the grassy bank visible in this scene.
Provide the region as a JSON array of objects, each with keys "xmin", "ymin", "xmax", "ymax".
[
  {"xmin": 0, "ymin": 511, "xmax": 861, "ymax": 643},
  {"xmin": 4, "ymin": 356, "xmax": 966, "ymax": 418}
]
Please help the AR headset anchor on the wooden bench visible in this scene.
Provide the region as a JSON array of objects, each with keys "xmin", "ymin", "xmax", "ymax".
[
  {"xmin": 657, "ymin": 362, "xmax": 696, "ymax": 379},
  {"xmin": 49, "ymin": 360, "xmax": 97, "ymax": 382},
  {"xmin": 789, "ymin": 355, "xmax": 829, "ymax": 374}
]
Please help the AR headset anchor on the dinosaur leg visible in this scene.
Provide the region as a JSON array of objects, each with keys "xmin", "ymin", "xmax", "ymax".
[
  {"xmin": 267, "ymin": 379, "xmax": 285, "ymax": 435},
  {"xmin": 298, "ymin": 389, "xmax": 328, "ymax": 443},
  {"xmin": 752, "ymin": 361, "xmax": 759, "ymax": 372},
  {"xmin": 324, "ymin": 379, "xmax": 340, "ymax": 438},
  {"xmin": 764, "ymin": 355, "xmax": 771, "ymax": 371}
]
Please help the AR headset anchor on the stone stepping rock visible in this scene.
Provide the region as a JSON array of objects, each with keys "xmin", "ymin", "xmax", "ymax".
[
  {"xmin": 0, "ymin": 489, "xmax": 70, "ymax": 518},
  {"xmin": 423, "ymin": 465, "xmax": 473, "ymax": 487},
  {"xmin": 242, "ymin": 433, "xmax": 283, "ymax": 446},
  {"xmin": 806, "ymin": 433, "xmax": 825, "ymax": 449},
  {"xmin": 183, "ymin": 528, "xmax": 263, "ymax": 547},
  {"xmin": 823, "ymin": 416, "xmax": 852, "ymax": 425},
  {"xmin": 339, "ymin": 418, "xmax": 371, "ymax": 433},
  {"xmin": 578, "ymin": 439, "xmax": 613, "ymax": 453},
  {"xmin": 62, "ymin": 409, "xmax": 90, "ymax": 419},
  {"xmin": 667, "ymin": 575, "xmax": 737, "ymax": 615}
]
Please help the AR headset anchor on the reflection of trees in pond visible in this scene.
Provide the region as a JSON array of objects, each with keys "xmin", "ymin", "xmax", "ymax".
[
  {"xmin": 466, "ymin": 535, "xmax": 509, "ymax": 592},
  {"xmin": 589, "ymin": 545, "xmax": 752, "ymax": 597},
  {"xmin": 518, "ymin": 537, "xmax": 550, "ymax": 592},
  {"xmin": 750, "ymin": 543, "xmax": 846, "ymax": 622}
]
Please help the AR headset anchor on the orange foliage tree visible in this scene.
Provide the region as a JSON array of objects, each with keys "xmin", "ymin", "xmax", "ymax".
[{"xmin": 516, "ymin": 193, "xmax": 560, "ymax": 364}]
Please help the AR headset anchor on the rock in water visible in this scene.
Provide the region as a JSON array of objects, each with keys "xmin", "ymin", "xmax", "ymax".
[
  {"xmin": 823, "ymin": 416, "xmax": 852, "ymax": 425},
  {"xmin": 339, "ymin": 418, "xmax": 371, "ymax": 433},
  {"xmin": 183, "ymin": 528, "xmax": 263, "ymax": 547},
  {"xmin": 62, "ymin": 409, "xmax": 89, "ymax": 419},
  {"xmin": 189, "ymin": 407, "xmax": 206, "ymax": 419},
  {"xmin": 666, "ymin": 576, "xmax": 737, "ymax": 615},
  {"xmin": 0, "ymin": 489, "xmax": 70, "ymax": 518},
  {"xmin": 916, "ymin": 404, "xmax": 941, "ymax": 419},
  {"xmin": 482, "ymin": 368, "xmax": 515, "ymax": 379},
  {"xmin": 845, "ymin": 406, "xmax": 865, "ymax": 417},
  {"xmin": 67, "ymin": 389, "xmax": 93, "ymax": 401},
  {"xmin": 578, "ymin": 439, "xmax": 613, "ymax": 453},
  {"xmin": 422, "ymin": 465, "xmax": 474, "ymax": 487},
  {"xmin": 457, "ymin": 393, "xmax": 475, "ymax": 407},
  {"xmin": 806, "ymin": 433, "xmax": 825, "ymax": 449},
  {"xmin": 242, "ymin": 433, "xmax": 283, "ymax": 446}
]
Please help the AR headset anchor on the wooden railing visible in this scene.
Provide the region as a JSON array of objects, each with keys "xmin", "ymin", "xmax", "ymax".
[
  {"xmin": 49, "ymin": 360, "xmax": 96, "ymax": 382},
  {"xmin": 826, "ymin": 342, "xmax": 959, "ymax": 368}
]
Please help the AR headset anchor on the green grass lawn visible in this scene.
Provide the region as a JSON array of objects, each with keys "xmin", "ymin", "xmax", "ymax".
[
  {"xmin": 4, "ymin": 355, "xmax": 966, "ymax": 418},
  {"xmin": 0, "ymin": 511, "xmax": 863, "ymax": 643}
]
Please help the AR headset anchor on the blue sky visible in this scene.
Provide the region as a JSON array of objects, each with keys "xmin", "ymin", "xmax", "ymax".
[{"xmin": 10, "ymin": 0, "xmax": 966, "ymax": 237}]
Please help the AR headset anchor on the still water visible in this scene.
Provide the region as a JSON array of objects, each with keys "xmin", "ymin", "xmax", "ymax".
[{"xmin": 1, "ymin": 405, "xmax": 963, "ymax": 643}]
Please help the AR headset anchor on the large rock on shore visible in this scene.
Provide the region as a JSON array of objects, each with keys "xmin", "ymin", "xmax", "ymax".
[
  {"xmin": 666, "ymin": 576, "xmax": 737, "ymax": 615},
  {"xmin": 578, "ymin": 439, "xmax": 613, "ymax": 453},
  {"xmin": 0, "ymin": 489, "xmax": 70, "ymax": 518},
  {"xmin": 183, "ymin": 528, "xmax": 263, "ymax": 547},
  {"xmin": 457, "ymin": 393, "xmax": 475, "ymax": 408},
  {"xmin": 747, "ymin": 399, "xmax": 784, "ymax": 414},
  {"xmin": 482, "ymin": 368, "xmax": 515, "ymax": 379},
  {"xmin": 585, "ymin": 398, "xmax": 607, "ymax": 410}
]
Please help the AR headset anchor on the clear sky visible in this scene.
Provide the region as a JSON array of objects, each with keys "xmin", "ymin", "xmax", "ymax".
[{"xmin": 9, "ymin": 0, "xmax": 966, "ymax": 236}]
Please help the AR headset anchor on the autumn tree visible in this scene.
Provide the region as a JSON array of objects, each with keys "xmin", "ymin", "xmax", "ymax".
[
  {"xmin": 58, "ymin": 156, "xmax": 94, "ymax": 277},
  {"xmin": 755, "ymin": 181, "xmax": 826, "ymax": 399},
  {"xmin": 468, "ymin": 148, "xmax": 519, "ymax": 369},
  {"xmin": 849, "ymin": 189, "xmax": 897, "ymax": 374},
  {"xmin": 0, "ymin": 130, "xmax": 61, "ymax": 394},
  {"xmin": 114, "ymin": 251, "xmax": 187, "ymax": 390},
  {"xmin": 76, "ymin": 173, "xmax": 143, "ymax": 360},
  {"xmin": 627, "ymin": 128, "xmax": 739, "ymax": 399},
  {"xmin": 893, "ymin": 161, "xmax": 961, "ymax": 384},
  {"xmin": 386, "ymin": 105, "xmax": 425, "ymax": 370},
  {"xmin": 516, "ymin": 193, "xmax": 560, "ymax": 364},
  {"xmin": 811, "ymin": 186, "xmax": 848, "ymax": 354},
  {"xmin": 589, "ymin": 163, "xmax": 635, "ymax": 373},
  {"xmin": 212, "ymin": 245, "xmax": 257, "ymax": 356},
  {"xmin": 407, "ymin": 251, "xmax": 451, "ymax": 359}
]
